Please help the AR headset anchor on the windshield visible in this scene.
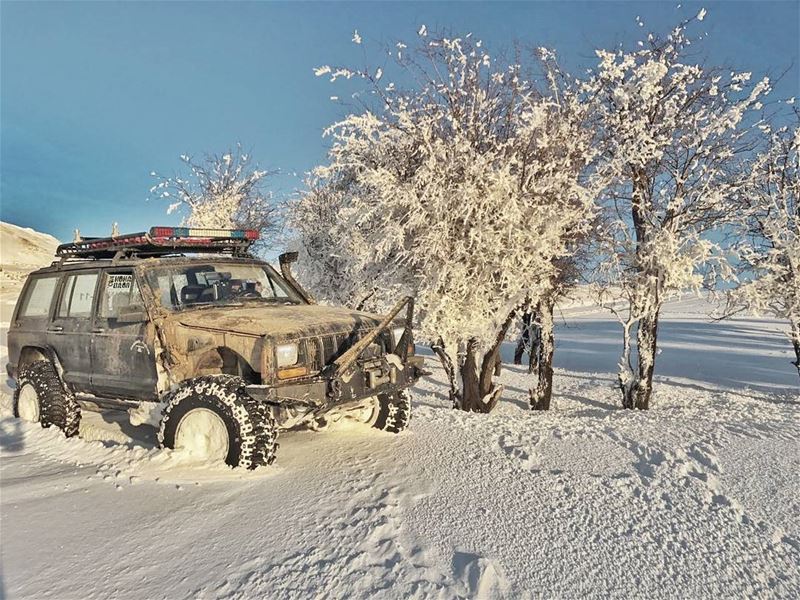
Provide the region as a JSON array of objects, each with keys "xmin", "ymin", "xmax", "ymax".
[{"xmin": 144, "ymin": 262, "xmax": 304, "ymax": 310}]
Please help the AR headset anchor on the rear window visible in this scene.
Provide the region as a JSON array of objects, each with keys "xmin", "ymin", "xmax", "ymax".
[
  {"xmin": 19, "ymin": 276, "xmax": 59, "ymax": 318},
  {"xmin": 57, "ymin": 273, "xmax": 99, "ymax": 318}
]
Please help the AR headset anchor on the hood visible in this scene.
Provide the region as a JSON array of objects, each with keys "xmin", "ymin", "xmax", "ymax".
[{"xmin": 175, "ymin": 303, "xmax": 385, "ymax": 339}]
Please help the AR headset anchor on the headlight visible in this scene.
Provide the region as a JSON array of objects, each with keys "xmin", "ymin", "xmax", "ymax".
[
  {"xmin": 276, "ymin": 343, "xmax": 299, "ymax": 367},
  {"xmin": 392, "ymin": 326, "xmax": 406, "ymax": 347}
]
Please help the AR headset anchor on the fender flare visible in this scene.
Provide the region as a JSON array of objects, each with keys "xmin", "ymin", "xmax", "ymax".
[{"xmin": 17, "ymin": 345, "xmax": 69, "ymax": 389}]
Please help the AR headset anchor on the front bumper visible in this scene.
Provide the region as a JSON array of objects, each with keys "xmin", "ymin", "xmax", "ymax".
[{"xmin": 246, "ymin": 355, "xmax": 426, "ymax": 410}]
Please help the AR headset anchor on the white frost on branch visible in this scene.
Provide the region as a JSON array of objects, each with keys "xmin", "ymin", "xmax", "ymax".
[
  {"xmin": 730, "ymin": 115, "xmax": 800, "ymax": 375},
  {"xmin": 289, "ymin": 31, "xmax": 601, "ymax": 412},
  {"xmin": 587, "ymin": 16, "xmax": 769, "ymax": 407},
  {"xmin": 149, "ymin": 144, "xmax": 277, "ymax": 250}
]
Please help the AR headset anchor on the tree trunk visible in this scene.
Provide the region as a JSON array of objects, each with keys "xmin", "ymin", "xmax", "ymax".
[
  {"xmin": 513, "ymin": 311, "xmax": 541, "ymax": 374},
  {"xmin": 459, "ymin": 338, "xmax": 483, "ymax": 412},
  {"xmin": 632, "ymin": 309, "xmax": 660, "ymax": 410},
  {"xmin": 530, "ymin": 296, "xmax": 555, "ymax": 411},
  {"xmin": 528, "ymin": 316, "xmax": 542, "ymax": 375},
  {"xmin": 619, "ymin": 166, "xmax": 663, "ymax": 410},
  {"xmin": 431, "ymin": 337, "xmax": 460, "ymax": 408},
  {"xmin": 620, "ymin": 168, "xmax": 661, "ymax": 410},
  {"xmin": 618, "ymin": 313, "xmax": 637, "ymax": 409},
  {"xmin": 514, "ymin": 311, "xmax": 533, "ymax": 365},
  {"xmin": 790, "ymin": 315, "xmax": 800, "ymax": 381},
  {"xmin": 458, "ymin": 310, "xmax": 516, "ymax": 413}
]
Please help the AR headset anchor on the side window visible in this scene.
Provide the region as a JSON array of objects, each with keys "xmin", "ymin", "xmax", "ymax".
[
  {"xmin": 156, "ymin": 273, "xmax": 188, "ymax": 308},
  {"xmin": 18, "ymin": 276, "xmax": 59, "ymax": 318},
  {"xmin": 57, "ymin": 273, "xmax": 99, "ymax": 318},
  {"xmin": 99, "ymin": 273, "xmax": 144, "ymax": 318}
]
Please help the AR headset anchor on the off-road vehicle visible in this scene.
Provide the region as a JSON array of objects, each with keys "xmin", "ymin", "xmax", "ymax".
[{"xmin": 7, "ymin": 226, "xmax": 425, "ymax": 468}]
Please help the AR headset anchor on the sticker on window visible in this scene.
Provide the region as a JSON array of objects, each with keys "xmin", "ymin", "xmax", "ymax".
[{"xmin": 108, "ymin": 274, "xmax": 133, "ymax": 290}]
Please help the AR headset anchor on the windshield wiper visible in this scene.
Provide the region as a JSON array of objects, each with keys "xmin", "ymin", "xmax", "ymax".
[{"xmin": 238, "ymin": 296, "xmax": 301, "ymax": 305}]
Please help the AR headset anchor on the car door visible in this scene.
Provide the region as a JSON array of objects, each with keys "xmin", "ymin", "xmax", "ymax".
[
  {"xmin": 90, "ymin": 269, "xmax": 158, "ymax": 400},
  {"xmin": 47, "ymin": 270, "xmax": 99, "ymax": 393}
]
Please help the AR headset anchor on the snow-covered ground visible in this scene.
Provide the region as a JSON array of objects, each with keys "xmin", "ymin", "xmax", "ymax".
[{"xmin": 1, "ymin": 225, "xmax": 798, "ymax": 599}]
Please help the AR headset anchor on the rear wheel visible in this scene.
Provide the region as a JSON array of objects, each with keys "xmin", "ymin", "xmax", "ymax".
[
  {"xmin": 16, "ymin": 383, "xmax": 40, "ymax": 423},
  {"xmin": 13, "ymin": 360, "xmax": 81, "ymax": 437},
  {"xmin": 370, "ymin": 390, "xmax": 412, "ymax": 434},
  {"xmin": 158, "ymin": 376, "xmax": 277, "ymax": 469}
]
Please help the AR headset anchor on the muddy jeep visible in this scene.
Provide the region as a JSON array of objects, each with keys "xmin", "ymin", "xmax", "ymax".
[{"xmin": 6, "ymin": 227, "xmax": 424, "ymax": 468}]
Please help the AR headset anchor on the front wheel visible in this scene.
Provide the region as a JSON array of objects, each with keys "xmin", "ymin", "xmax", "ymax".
[
  {"xmin": 370, "ymin": 390, "xmax": 412, "ymax": 434},
  {"xmin": 158, "ymin": 376, "xmax": 277, "ymax": 469}
]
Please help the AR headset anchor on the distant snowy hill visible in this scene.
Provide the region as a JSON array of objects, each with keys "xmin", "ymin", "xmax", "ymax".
[{"xmin": 0, "ymin": 221, "xmax": 60, "ymax": 281}]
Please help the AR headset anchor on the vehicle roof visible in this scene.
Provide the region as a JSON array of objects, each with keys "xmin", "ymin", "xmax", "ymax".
[{"xmin": 28, "ymin": 254, "xmax": 269, "ymax": 276}]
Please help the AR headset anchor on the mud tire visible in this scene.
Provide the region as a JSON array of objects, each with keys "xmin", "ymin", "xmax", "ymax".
[
  {"xmin": 158, "ymin": 375, "xmax": 277, "ymax": 469},
  {"xmin": 13, "ymin": 360, "xmax": 81, "ymax": 437},
  {"xmin": 372, "ymin": 390, "xmax": 412, "ymax": 434}
]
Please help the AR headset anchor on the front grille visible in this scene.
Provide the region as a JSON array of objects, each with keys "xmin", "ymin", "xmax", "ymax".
[{"xmin": 315, "ymin": 330, "xmax": 392, "ymax": 369}]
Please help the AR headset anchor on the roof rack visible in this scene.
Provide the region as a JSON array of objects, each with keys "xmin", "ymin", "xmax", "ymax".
[{"xmin": 56, "ymin": 226, "xmax": 259, "ymax": 260}]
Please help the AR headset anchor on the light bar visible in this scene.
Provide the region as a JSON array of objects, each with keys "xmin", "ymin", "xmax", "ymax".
[
  {"xmin": 149, "ymin": 226, "xmax": 259, "ymax": 240},
  {"xmin": 56, "ymin": 225, "xmax": 260, "ymax": 259}
]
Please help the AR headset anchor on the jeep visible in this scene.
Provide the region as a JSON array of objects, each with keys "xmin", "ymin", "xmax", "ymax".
[{"xmin": 6, "ymin": 227, "xmax": 425, "ymax": 468}]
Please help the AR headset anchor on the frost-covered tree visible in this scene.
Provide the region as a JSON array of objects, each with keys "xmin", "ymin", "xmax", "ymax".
[
  {"xmin": 289, "ymin": 179, "xmax": 394, "ymax": 311},
  {"xmin": 731, "ymin": 113, "xmax": 800, "ymax": 378},
  {"xmin": 150, "ymin": 145, "xmax": 278, "ymax": 251},
  {"xmin": 292, "ymin": 31, "xmax": 599, "ymax": 413},
  {"xmin": 513, "ymin": 53, "xmax": 604, "ymax": 413},
  {"xmin": 588, "ymin": 12, "xmax": 770, "ymax": 409}
]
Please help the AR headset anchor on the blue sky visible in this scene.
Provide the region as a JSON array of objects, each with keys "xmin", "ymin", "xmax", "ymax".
[{"xmin": 2, "ymin": 1, "xmax": 798, "ymax": 243}]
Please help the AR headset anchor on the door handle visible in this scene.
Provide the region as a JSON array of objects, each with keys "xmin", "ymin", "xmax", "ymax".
[
  {"xmin": 48, "ymin": 325, "xmax": 64, "ymax": 332},
  {"xmin": 92, "ymin": 327, "xmax": 105, "ymax": 334}
]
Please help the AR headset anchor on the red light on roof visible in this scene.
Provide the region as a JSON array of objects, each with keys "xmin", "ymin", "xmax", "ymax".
[
  {"xmin": 147, "ymin": 226, "xmax": 258, "ymax": 240},
  {"xmin": 150, "ymin": 227, "xmax": 175, "ymax": 238}
]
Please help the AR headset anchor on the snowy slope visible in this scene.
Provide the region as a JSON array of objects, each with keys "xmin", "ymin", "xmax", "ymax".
[
  {"xmin": 0, "ymin": 221, "xmax": 60, "ymax": 281},
  {"xmin": 0, "ymin": 227, "xmax": 798, "ymax": 599},
  {"xmin": 0, "ymin": 221, "xmax": 60, "ymax": 328}
]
